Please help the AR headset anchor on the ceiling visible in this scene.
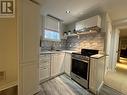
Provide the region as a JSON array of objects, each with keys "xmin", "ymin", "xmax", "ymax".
[
  {"xmin": 40, "ymin": 0, "xmax": 127, "ymax": 24},
  {"xmin": 120, "ymin": 29, "xmax": 127, "ymax": 37}
]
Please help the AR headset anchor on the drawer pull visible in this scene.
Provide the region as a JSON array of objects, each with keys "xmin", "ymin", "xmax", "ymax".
[
  {"xmin": 40, "ymin": 67, "xmax": 48, "ymax": 70},
  {"xmin": 43, "ymin": 61, "xmax": 48, "ymax": 63},
  {"xmin": 40, "ymin": 61, "xmax": 48, "ymax": 63}
]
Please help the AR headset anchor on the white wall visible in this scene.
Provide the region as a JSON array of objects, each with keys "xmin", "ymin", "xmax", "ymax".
[
  {"xmin": 65, "ymin": 10, "xmax": 106, "ymax": 33},
  {"xmin": 0, "ymin": 9, "xmax": 18, "ymax": 90}
]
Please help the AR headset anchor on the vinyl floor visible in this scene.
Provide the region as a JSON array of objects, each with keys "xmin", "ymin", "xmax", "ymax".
[{"xmin": 37, "ymin": 74, "xmax": 93, "ymax": 95}]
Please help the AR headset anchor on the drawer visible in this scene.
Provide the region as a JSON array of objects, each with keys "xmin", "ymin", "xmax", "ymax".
[
  {"xmin": 40, "ymin": 54, "xmax": 50, "ymax": 59},
  {"xmin": 39, "ymin": 59, "xmax": 50, "ymax": 63},
  {"xmin": 40, "ymin": 62, "xmax": 50, "ymax": 68},
  {"xmin": 40, "ymin": 57, "xmax": 50, "ymax": 60},
  {"xmin": 39, "ymin": 67, "xmax": 50, "ymax": 80}
]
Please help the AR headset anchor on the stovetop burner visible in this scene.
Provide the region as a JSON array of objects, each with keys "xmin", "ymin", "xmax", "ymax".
[
  {"xmin": 72, "ymin": 53, "xmax": 90, "ymax": 61},
  {"xmin": 72, "ymin": 49, "xmax": 99, "ymax": 61}
]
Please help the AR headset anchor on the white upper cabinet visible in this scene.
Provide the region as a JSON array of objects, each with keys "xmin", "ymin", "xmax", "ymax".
[
  {"xmin": 75, "ymin": 15, "xmax": 101, "ymax": 31},
  {"xmin": 22, "ymin": 0, "xmax": 40, "ymax": 63}
]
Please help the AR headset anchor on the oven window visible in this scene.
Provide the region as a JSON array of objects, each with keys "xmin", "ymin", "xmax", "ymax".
[{"xmin": 72, "ymin": 59, "xmax": 88, "ymax": 80}]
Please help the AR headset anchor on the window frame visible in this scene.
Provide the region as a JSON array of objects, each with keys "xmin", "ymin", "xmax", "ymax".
[
  {"xmin": 43, "ymin": 28, "xmax": 61, "ymax": 42},
  {"xmin": 43, "ymin": 16, "xmax": 61, "ymax": 42}
]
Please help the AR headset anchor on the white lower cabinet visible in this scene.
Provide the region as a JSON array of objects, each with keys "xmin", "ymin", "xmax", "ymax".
[
  {"xmin": 20, "ymin": 62, "xmax": 39, "ymax": 95},
  {"xmin": 89, "ymin": 54, "xmax": 105, "ymax": 94},
  {"xmin": 64, "ymin": 53, "xmax": 72, "ymax": 76},
  {"xmin": 39, "ymin": 52, "xmax": 71, "ymax": 81},
  {"xmin": 39, "ymin": 54, "xmax": 50, "ymax": 81},
  {"xmin": 40, "ymin": 66, "xmax": 50, "ymax": 80},
  {"xmin": 51, "ymin": 53, "xmax": 65, "ymax": 77}
]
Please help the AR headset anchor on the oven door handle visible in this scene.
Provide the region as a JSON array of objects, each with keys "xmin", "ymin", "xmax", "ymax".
[{"xmin": 72, "ymin": 57, "xmax": 89, "ymax": 63}]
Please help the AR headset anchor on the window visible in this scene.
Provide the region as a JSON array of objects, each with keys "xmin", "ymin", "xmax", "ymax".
[
  {"xmin": 43, "ymin": 16, "xmax": 61, "ymax": 41},
  {"xmin": 44, "ymin": 29, "xmax": 60, "ymax": 41}
]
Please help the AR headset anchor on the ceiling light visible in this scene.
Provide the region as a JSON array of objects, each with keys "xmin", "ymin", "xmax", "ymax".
[{"xmin": 66, "ymin": 10, "xmax": 70, "ymax": 14}]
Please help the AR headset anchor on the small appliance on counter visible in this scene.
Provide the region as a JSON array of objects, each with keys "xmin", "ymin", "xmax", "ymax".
[{"xmin": 71, "ymin": 49, "xmax": 99, "ymax": 89}]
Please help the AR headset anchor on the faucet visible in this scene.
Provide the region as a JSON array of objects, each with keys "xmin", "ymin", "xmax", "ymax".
[{"xmin": 50, "ymin": 42, "xmax": 54, "ymax": 51}]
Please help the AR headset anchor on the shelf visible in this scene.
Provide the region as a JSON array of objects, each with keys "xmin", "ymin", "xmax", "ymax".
[
  {"xmin": 66, "ymin": 34, "xmax": 77, "ymax": 37},
  {"xmin": 61, "ymin": 30, "xmax": 98, "ymax": 39},
  {"xmin": 61, "ymin": 34, "xmax": 77, "ymax": 39},
  {"xmin": 77, "ymin": 30, "xmax": 97, "ymax": 35}
]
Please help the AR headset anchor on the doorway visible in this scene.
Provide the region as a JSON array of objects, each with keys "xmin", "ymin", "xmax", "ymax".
[
  {"xmin": 116, "ymin": 29, "xmax": 127, "ymax": 73},
  {"xmin": 102, "ymin": 27, "xmax": 127, "ymax": 95}
]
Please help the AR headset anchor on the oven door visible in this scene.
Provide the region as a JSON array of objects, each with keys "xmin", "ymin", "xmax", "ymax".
[{"xmin": 71, "ymin": 58, "xmax": 89, "ymax": 80}]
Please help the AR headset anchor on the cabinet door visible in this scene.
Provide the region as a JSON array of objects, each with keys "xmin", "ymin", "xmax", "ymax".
[
  {"xmin": 51, "ymin": 54, "xmax": 58, "ymax": 76},
  {"xmin": 89, "ymin": 58, "xmax": 97, "ymax": 93},
  {"xmin": 64, "ymin": 53, "xmax": 72, "ymax": 76},
  {"xmin": 57, "ymin": 53, "xmax": 65, "ymax": 74},
  {"xmin": 21, "ymin": 62, "xmax": 39, "ymax": 95},
  {"xmin": 19, "ymin": 0, "xmax": 40, "ymax": 95},
  {"xmin": 39, "ymin": 54, "xmax": 50, "ymax": 81},
  {"xmin": 22, "ymin": 0, "xmax": 40, "ymax": 62},
  {"xmin": 39, "ymin": 66, "xmax": 50, "ymax": 80},
  {"xmin": 51, "ymin": 53, "xmax": 65, "ymax": 77}
]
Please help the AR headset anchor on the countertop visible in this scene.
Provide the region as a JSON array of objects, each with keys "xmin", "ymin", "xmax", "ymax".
[
  {"xmin": 90, "ymin": 54, "xmax": 104, "ymax": 59},
  {"xmin": 40, "ymin": 50, "xmax": 78, "ymax": 54}
]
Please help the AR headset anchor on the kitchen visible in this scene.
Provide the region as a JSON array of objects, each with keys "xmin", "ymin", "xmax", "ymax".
[
  {"xmin": 1, "ymin": 0, "xmax": 127, "ymax": 95},
  {"xmin": 39, "ymin": 9, "xmax": 105, "ymax": 94}
]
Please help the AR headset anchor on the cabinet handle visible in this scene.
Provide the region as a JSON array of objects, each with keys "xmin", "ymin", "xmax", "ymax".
[
  {"xmin": 40, "ymin": 61, "xmax": 48, "ymax": 63},
  {"xmin": 43, "ymin": 61, "xmax": 48, "ymax": 63},
  {"xmin": 40, "ymin": 67, "xmax": 47, "ymax": 70}
]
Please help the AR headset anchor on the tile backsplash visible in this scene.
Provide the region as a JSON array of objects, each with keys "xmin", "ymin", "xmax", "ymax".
[
  {"xmin": 66, "ymin": 31, "xmax": 105, "ymax": 53},
  {"xmin": 41, "ymin": 31, "xmax": 105, "ymax": 54},
  {"xmin": 41, "ymin": 39, "xmax": 67, "ymax": 51}
]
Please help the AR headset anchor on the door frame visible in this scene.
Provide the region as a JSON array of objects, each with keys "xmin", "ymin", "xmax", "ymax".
[{"xmin": 110, "ymin": 18, "xmax": 127, "ymax": 71}]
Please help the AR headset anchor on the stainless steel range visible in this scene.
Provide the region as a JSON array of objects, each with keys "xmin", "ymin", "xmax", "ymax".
[{"xmin": 71, "ymin": 49, "xmax": 99, "ymax": 89}]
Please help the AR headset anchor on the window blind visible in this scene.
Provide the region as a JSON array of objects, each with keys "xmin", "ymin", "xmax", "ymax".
[{"xmin": 45, "ymin": 16, "xmax": 60, "ymax": 32}]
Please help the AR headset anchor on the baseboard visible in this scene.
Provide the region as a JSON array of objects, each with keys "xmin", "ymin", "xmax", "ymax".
[
  {"xmin": 97, "ymin": 81, "xmax": 104, "ymax": 95},
  {"xmin": 99, "ymin": 81, "xmax": 104, "ymax": 90},
  {"xmin": 0, "ymin": 81, "xmax": 17, "ymax": 92}
]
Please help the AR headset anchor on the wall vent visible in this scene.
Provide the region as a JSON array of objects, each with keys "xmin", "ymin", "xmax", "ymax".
[{"xmin": 0, "ymin": 71, "xmax": 5, "ymax": 81}]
